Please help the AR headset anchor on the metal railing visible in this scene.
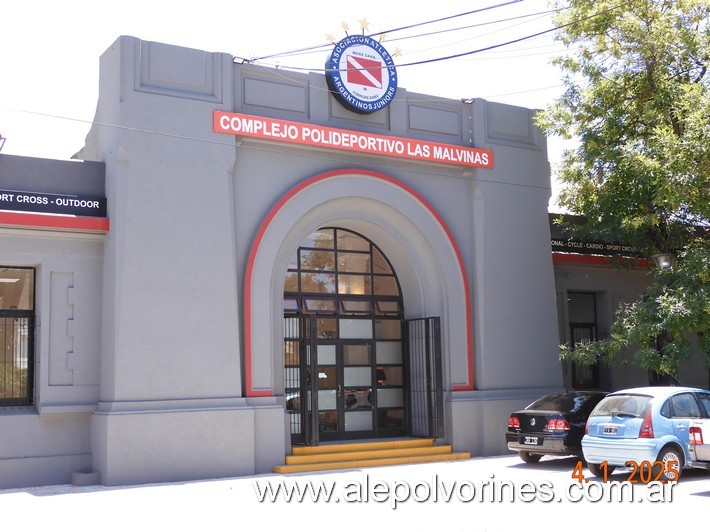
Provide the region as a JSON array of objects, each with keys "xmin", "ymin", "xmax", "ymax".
[{"xmin": 0, "ymin": 314, "xmax": 34, "ymax": 406}]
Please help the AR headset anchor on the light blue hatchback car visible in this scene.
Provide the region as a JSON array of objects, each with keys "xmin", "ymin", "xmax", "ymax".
[{"xmin": 582, "ymin": 386, "xmax": 710, "ymax": 481}]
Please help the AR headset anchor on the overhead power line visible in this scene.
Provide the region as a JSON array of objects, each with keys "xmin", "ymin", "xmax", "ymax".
[
  {"xmin": 248, "ymin": 0, "xmax": 525, "ymax": 62},
  {"xmin": 247, "ymin": 0, "xmax": 635, "ymax": 73}
]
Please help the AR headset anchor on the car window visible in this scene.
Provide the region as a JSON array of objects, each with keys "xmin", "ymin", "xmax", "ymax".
[
  {"xmin": 697, "ymin": 392, "xmax": 710, "ymax": 418},
  {"xmin": 592, "ymin": 394, "xmax": 651, "ymax": 417},
  {"xmin": 660, "ymin": 400, "xmax": 672, "ymax": 418},
  {"xmin": 670, "ymin": 393, "xmax": 702, "ymax": 418},
  {"xmin": 526, "ymin": 393, "xmax": 602, "ymax": 412}
]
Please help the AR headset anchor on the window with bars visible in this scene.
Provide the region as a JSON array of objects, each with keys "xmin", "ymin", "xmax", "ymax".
[{"xmin": 0, "ymin": 267, "xmax": 35, "ymax": 407}]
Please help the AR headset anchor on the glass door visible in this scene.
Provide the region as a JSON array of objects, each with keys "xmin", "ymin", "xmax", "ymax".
[{"xmin": 316, "ymin": 338, "xmax": 377, "ymax": 440}]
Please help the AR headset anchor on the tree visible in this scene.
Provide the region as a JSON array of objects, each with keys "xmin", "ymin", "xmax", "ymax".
[{"xmin": 536, "ymin": 0, "xmax": 710, "ymax": 378}]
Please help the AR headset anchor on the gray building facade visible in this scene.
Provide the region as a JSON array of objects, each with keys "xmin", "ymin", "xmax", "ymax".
[{"xmin": 1, "ymin": 36, "xmax": 563, "ymax": 488}]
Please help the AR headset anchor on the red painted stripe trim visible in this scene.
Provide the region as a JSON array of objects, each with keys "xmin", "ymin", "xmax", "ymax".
[
  {"xmin": 552, "ymin": 252, "xmax": 650, "ymax": 268},
  {"xmin": 244, "ymin": 169, "xmax": 475, "ymax": 397},
  {"xmin": 0, "ymin": 211, "xmax": 109, "ymax": 232}
]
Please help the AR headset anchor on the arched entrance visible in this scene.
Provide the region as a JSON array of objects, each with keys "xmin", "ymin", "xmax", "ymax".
[
  {"xmin": 244, "ymin": 169, "xmax": 474, "ymax": 447},
  {"xmin": 283, "ymin": 227, "xmax": 406, "ymax": 443}
]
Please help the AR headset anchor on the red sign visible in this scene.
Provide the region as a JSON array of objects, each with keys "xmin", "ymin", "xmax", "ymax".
[{"xmin": 213, "ymin": 111, "xmax": 494, "ymax": 169}]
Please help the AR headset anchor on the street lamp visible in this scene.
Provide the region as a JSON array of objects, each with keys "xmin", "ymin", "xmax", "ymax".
[{"xmin": 651, "ymin": 252, "xmax": 675, "ymax": 270}]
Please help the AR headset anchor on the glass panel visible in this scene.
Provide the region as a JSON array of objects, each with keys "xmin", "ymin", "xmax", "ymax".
[
  {"xmin": 698, "ymin": 393, "xmax": 710, "ymax": 417},
  {"xmin": 373, "ymin": 276, "xmax": 399, "ymax": 296},
  {"xmin": 338, "ymin": 274, "xmax": 371, "ymax": 295},
  {"xmin": 317, "ymin": 318, "xmax": 337, "ymax": 339},
  {"xmin": 284, "ymin": 366, "xmax": 300, "ymax": 390},
  {"xmin": 376, "ymin": 341, "xmax": 402, "ymax": 363},
  {"xmin": 284, "ymin": 340, "xmax": 300, "ymax": 365},
  {"xmin": 375, "ymin": 320, "xmax": 401, "ymax": 339},
  {"xmin": 378, "ymin": 409, "xmax": 404, "ymax": 428},
  {"xmin": 341, "ymin": 299, "xmax": 371, "ymax": 314},
  {"xmin": 377, "ymin": 388, "xmax": 404, "ymax": 408},
  {"xmin": 303, "ymin": 229, "xmax": 335, "ymax": 249},
  {"xmin": 0, "ymin": 268, "xmax": 34, "ymax": 310},
  {"xmin": 568, "ymin": 292, "xmax": 595, "ymax": 323},
  {"xmin": 344, "ymin": 367, "xmax": 371, "ymax": 387},
  {"xmin": 345, "ymin": 411, "xmax": 372, "ymax": 431},
  {"xmin": 287, "ymin": 249, "xmax": 299, "ymax": 270},
  {"xmin": 671, "ymin": 393, "xmax": 702, "ymax": 418},
  {"xmin": 317, "ymin": 344, "xmax": 336, "ymax": 365},
  {"xmin": 337, "ymin": 230, "xmax": 369, "ymax": 251},
  {"xmin": 344, "ymin": 389, "xmax": 372, "ymax": 409},
  {"xmin": 283, "ymin": 273, "xmax": 299, "ymax": 293},
  {"xmin": 300, "ymin": 250, "xmax": 335, "ymax": 271},
  {"xmin": 340, "ymin": 319, "xmax": 373, "ymax": 339},
  {"xmin": 377, "ymin": 366, "xmax": 403, "ymax": 386},
  {"xmin": 283, "ymin": 298, "xmax": 299, "ymax": 312},
  {"xmin": 319, "ymin": 411, "xmax": 338, "ymax": 432},
  {"xmin": 283, "ymin": 317, "xmax": 300, "ymax": 338},
  {"xmin": 304, "ymin": 298, "xmax": 336, "ymax": 313},
  {"xmin": 375, "ymin": 301, "xmax": 401, "ymax": 315},
  {"xmin": 318, "ymin": 389, "xmax": 337, "ymax": 409},
  {"xmin": 300, "ymin": 273, "xmax": 335, "ymax": 293},
  {"xmin": 372, "ymin": 248, "xmax": 392, "ymax": 274},
  {"xmin": 317, "ymin": 367, "xmax": 336, "ymax": 389},
  {"xmin": 338, "ymin": 252, "xmax": 370, "ymax": 273},
  {"xmin": 343, "ymin": 344, "xmax": 370, "ymax": 365}
]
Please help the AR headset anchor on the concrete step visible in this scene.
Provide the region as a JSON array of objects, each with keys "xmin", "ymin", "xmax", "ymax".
[{"xmin": 273, "ymin": 438, "xmax": 471, "ymax": 474}]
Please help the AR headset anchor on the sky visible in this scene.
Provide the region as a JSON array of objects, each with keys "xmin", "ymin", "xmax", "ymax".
[{"xmin": 0, "ymin": 0, "xmax": 574, "ymax": 199}]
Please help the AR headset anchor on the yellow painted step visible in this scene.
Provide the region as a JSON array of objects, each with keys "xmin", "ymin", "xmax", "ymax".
[
  {"xmin": 291, "ymin": 438, "xmax": 435, "ymax": 456},
  {"xmin": 286, "ymin": 444, "xmax": 453, "ymax": 465},
  {"xmin": 273, "ymin": 451, "xmax": 471, "ymax": 474}
]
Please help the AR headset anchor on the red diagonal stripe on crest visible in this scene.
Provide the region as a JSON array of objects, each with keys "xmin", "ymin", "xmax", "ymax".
[{"xmin": 346, "ymin": 55, "xmax": 382, "ymax": 88}]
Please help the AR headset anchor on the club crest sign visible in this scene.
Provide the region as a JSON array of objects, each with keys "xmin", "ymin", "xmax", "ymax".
[{"xmin": 325, "ymin": 35, "xmax": 398, "ymax": 114}]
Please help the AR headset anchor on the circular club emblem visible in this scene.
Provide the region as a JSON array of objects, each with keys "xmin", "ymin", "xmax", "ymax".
[{"xmin": 325, "ymin": 35, "xmax": 398, "ymax": 114}]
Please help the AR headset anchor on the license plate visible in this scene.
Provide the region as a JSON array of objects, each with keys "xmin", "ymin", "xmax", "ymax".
[
  {"xmin": 524, "ymin": 436, "xmax": 539, "ymax": 445},
  {"xmin": 603, "ymin": 426, "xmax": 618, "ymax": 435}
]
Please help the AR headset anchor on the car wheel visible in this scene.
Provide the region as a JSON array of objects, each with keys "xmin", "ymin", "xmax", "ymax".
[
  {"xmin": 518, "ymin": 451, "xmax": 542, "ymax": 463},
  {"xmin": 654, "ymin": 446, "xmax": 683, "ymax": 482},
  {"xmin": 588, "ymin": 462, "xmax": 615, "ymax": 478}
]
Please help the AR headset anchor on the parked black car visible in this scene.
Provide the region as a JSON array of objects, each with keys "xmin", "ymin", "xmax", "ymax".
[{"xmin": 506, "ymin": 391, "xmax": 608, "ymax": 463}]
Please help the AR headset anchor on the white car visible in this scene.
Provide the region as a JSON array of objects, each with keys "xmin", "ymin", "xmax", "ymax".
[{"xmin": 689, "ymin": 418, "xmax": 710, "ymax": 470}]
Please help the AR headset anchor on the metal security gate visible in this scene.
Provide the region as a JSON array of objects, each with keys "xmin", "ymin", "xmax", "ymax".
[
  {"xmin": 404, "ymin": 317, "xmax": 443, "ymax": 438},
  {"xmin": 284, "ymin": 316, "xmax": 318, "ymax": 446}
]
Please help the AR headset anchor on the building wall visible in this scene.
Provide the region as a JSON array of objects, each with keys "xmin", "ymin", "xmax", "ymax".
[
  {"xmin": 1, "ymin": 35, "xmax": 561, "ymax": 488},
  {"xmin": 0, "ymin": 156, "xmax": 105, "ymax": 489},
  {"xmin": 554, "ymin": 259, "xmax": 709, "ymax": 391}
]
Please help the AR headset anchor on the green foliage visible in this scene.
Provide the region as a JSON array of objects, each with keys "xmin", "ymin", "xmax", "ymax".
[
  {"xmin": 539, "ymin": 0, "xmax": 710, "ymax": 376},
  {"xmin": 0, "ymin": 364, "xmax": 28, "ymax": 400},
  {"xmin": 562, "ymin": 239, "xmax": 710, "ymax": 375}
]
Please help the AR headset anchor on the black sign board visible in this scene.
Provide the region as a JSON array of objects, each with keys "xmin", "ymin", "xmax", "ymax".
[
  {"xmin": 0, "ymin": 189, "xmax": 106, "ymax": 218},
  {"xmin": 551, "ymin": 238, "xmax": 641, "ymax": 258}
]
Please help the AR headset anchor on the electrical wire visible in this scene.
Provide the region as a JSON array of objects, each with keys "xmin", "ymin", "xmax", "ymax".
[
  {"xmin": 253, "ymin": 0, "xmax": 635, "ymax": 72},
  {"xmin": 248, "ymin": 0, "xmax": 525, "ymax": 62}
]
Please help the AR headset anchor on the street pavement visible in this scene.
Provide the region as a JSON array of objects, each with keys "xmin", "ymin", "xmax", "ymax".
[{"xmin": 1, "ymin": 454, "xmax": 707, "ymax": 531}]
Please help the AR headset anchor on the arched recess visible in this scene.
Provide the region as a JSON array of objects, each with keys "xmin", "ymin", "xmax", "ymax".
[{"xmin": 244, "ymin": 169, "xmax": 473, "ymax": 397}]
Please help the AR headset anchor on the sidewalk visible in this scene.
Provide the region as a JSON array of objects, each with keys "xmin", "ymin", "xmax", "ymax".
[{"xmin": 1, "ymin": 454, "xmax": 707, "ymax": 531}]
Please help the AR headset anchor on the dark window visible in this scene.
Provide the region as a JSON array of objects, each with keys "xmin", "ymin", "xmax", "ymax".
[
  {"xmin": 0, "ymin": 267, "xmax": 35, "ymax": 407},
  {"xmin": 567, "ymin": 291, "xmax": 599, "ymax": 389},
  {"xmin": 697, "ymin": 393, "xmax": 710, "ymax": 418}
]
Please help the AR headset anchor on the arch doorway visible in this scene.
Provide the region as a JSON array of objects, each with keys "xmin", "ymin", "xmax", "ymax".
[{"xmin": 283, "ymin": 227, "xmax": 409, "ymax": 443}]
